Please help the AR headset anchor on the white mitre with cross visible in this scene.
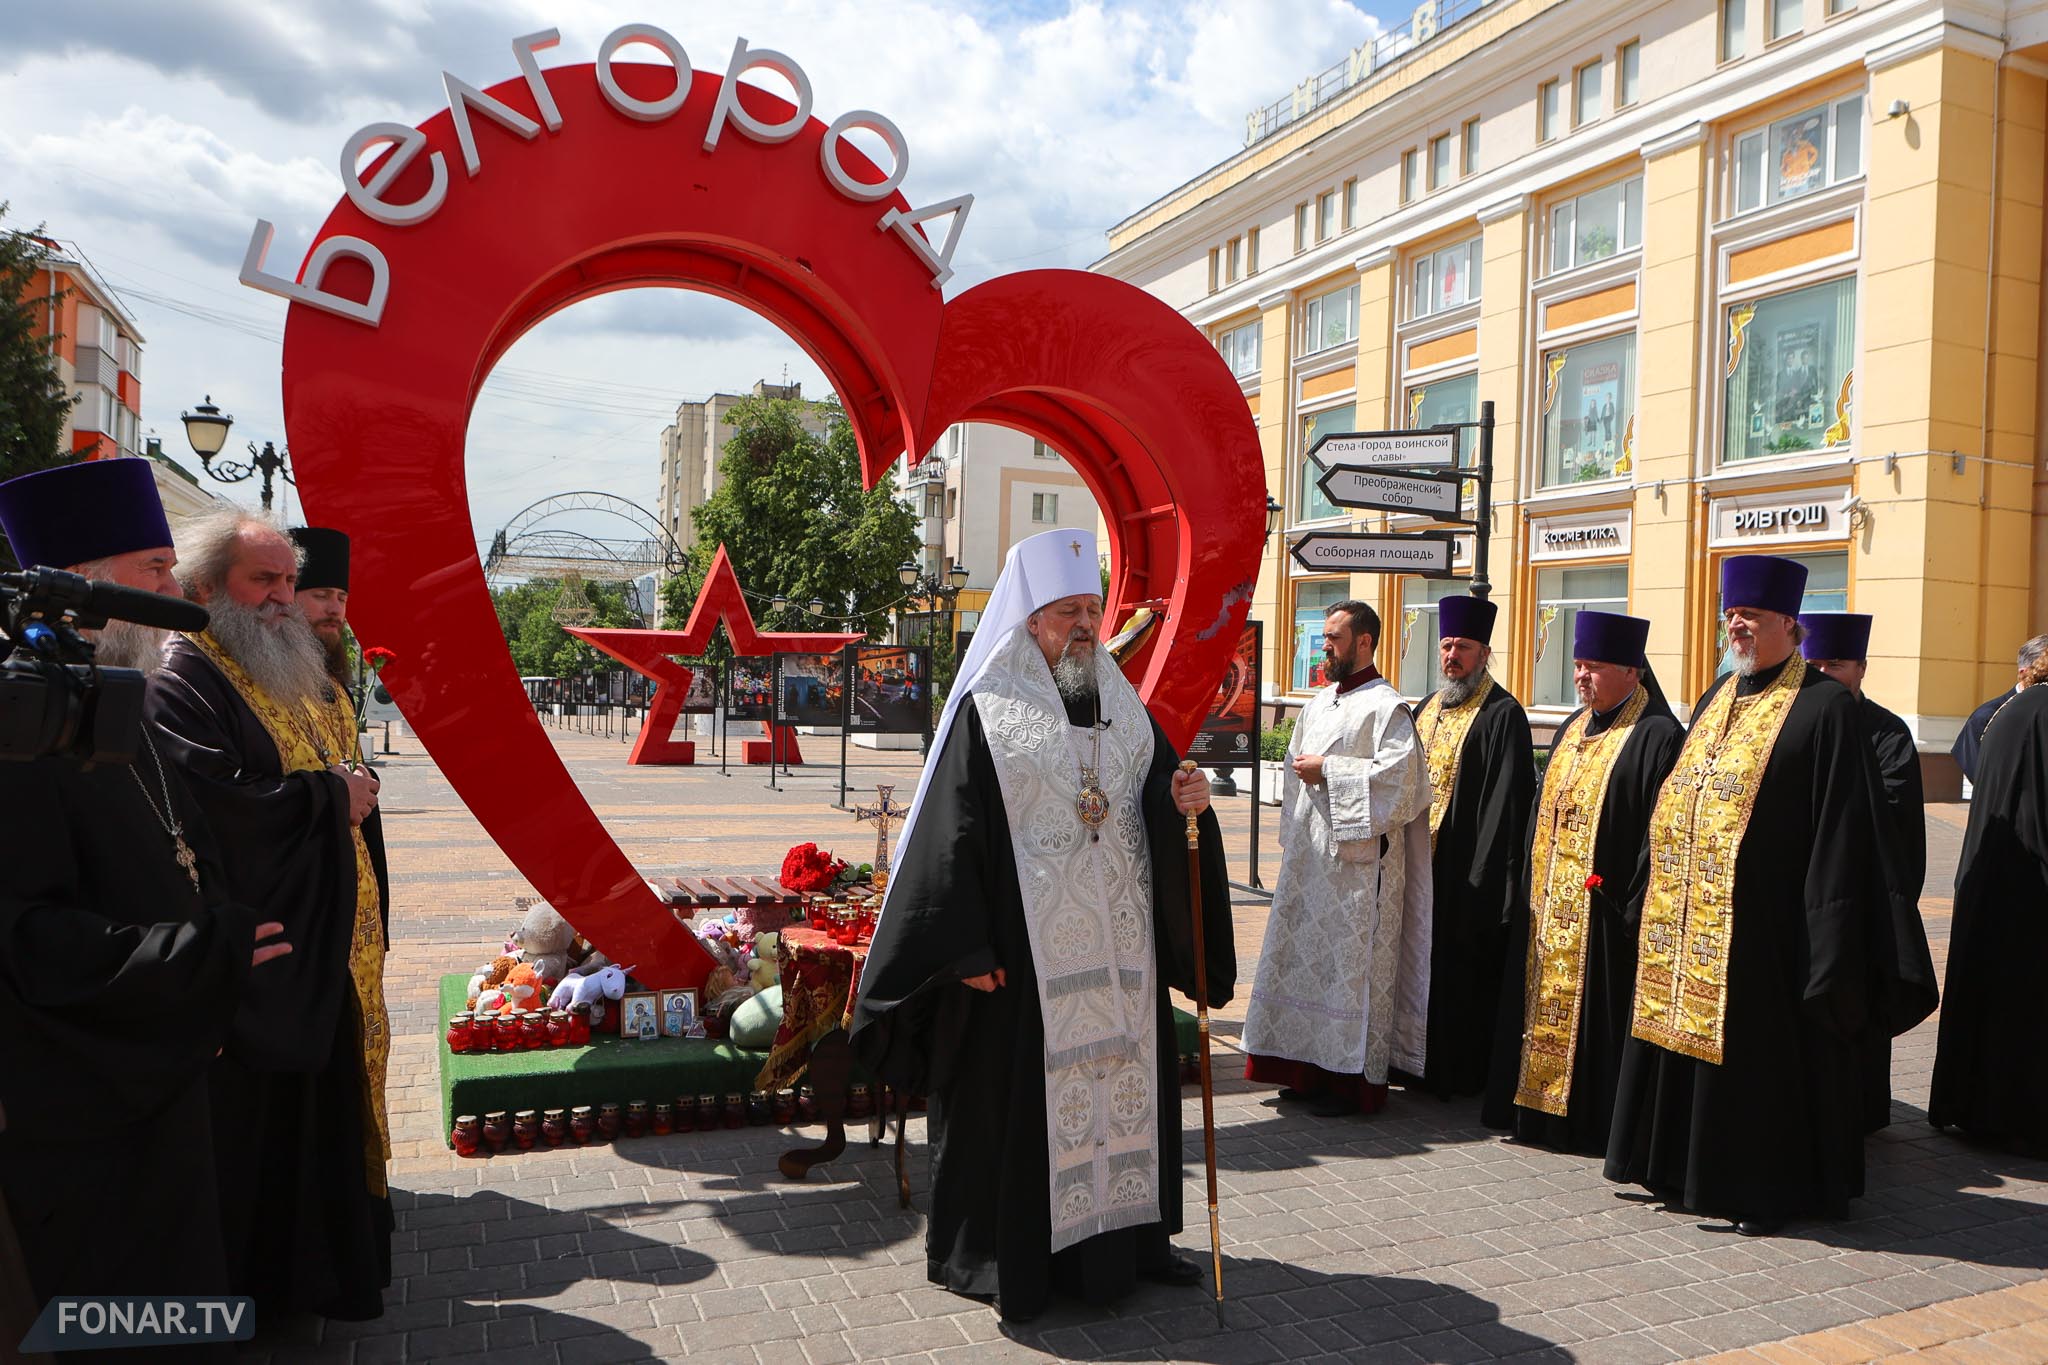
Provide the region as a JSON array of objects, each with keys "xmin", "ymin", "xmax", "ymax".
[{"xmin": 873, "ymin": 527, "xmax": 1105, "ymax": 927}]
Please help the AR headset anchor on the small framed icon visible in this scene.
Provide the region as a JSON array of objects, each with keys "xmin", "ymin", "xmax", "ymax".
[
  {"xmin": 618, "ymin": 991, "xmax": 661, "ymax": 1040},
  {"xmin": 660, "ymin": 989, "xmax": 700, "ymax": 1038}
]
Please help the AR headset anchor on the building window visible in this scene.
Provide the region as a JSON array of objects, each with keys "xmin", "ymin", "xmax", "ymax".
[
  {"xmin": 1549, "ymin": 176, "xmax": 1644, "ymax": 274},
  {"xmin": 1032, "ymin": 438, "xmax": 1062, "ymax": 461},
  {"xmin": 1292, "ymin": 579, "xmax": 1350, "ymax": 691},
  {"xmin": 1401, "ymin": 149, "xmax": 1420, "ymax": 204},
  {"xmin": 1462, "ymin": 117, "xmax": 1481, "ymax": 175},
  {"xmin": 1226, "ymin": 236, "xmax": 1243, "ymax": 283},
  {"xmin": 1770, "ymin": 0, "xmax": 1802, "ymax": 40},
  {"xmin": 1207, "ymin": 248, "xmax": 1219, "ymax": 293},
  {"xmin": 1427, "ymin": 134, "xmax": 1451, "ymax": 192},
  {"xmin": 1300, "ymin": 283, "xmax": 1359, "ymax": 356},
  {"xmin": 1247, "ymin": 226, "xmax": 1260, "ymax": 273},
  {"xmin": 1539, "ymin": 80, "xmax": 1561, "ymax": 142},
  {"xmin": 1825, "ymin": 0, "xmax": 1852, "ymax": 13},
  {"xmin": 1733, "ymin": 95, "xmax": 1865, "ymax": 215},
  {"xmin": 1296, "ymin": 203, "xmax": 1311, "ymax": 253},
  {"xmin": 1721, "ymin": 0, "xmax": 1748, "ymax": 61},
  {"xmin": 1218, "ymin": 320, "xmax": 1262, "ymax": 381},
  {"xmin": 1574, "ymin": 61, "xmax": 1603, "ymax": 128},
  {"xmin": 945, "ymin": 488, "xmax": 958, "ymax": 518},
  {"xmin": 1405, "ymin": 372, "xmax": 1479, "ymax": 430},
  {"xmin": 1410, "ymin": 238, "xmax": 1482, "ymax": 319},
  {"xmin": 1343, "ymin": 179, "xmax": 1359, "ymax": 229},
  {"xmin": 1298, "ymin": 403, "xmax": 1357, "ymax": 521},
  {"xmin": 1540, "ymin": 332, "xmax": 1637, "ymax": 486},
  {"xmin": 1397, "ymin": 578, "xmax": 1468, "ymax": 696},
  {"xmin": 1318, "ymin": 191, "xmax": 1339, "ymax": 243},
  {"xmin": 1722, "ymin": 276, "xmax": 1856, "ymax": 464},
  {"xmin": 1533, "ymin": 565, "xmax": 1630, "ymax": 707},
  {"xmin": 1031, "ymin": 492, "xmax": 1059, "ymax": 523},
  {"xmin": 1618, "ymin": 41, "xmax": 1640, "ymax": 107}
]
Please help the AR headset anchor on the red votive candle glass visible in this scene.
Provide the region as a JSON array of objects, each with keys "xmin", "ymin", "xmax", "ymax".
[{"xmin": 446, "ymin": 1013, "xmax": 475, "ymax": 1053}]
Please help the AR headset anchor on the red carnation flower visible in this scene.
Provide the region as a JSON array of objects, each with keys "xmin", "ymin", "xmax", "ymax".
[
  {"xmin": 1584, "ymin": 873, "xmax": 1604, "ymax": 890},
  {"xmin": 779, "ymin": 842, "xmax": 848, "ymax": 894},
  {"xmin": 362, "ymin": 646, "xmax": 398, "ymax": 671}
]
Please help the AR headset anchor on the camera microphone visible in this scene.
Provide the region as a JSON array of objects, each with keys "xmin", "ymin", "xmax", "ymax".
[{"xmin": 1, "ymin": 567, "xmax": 209, "ymax": 633}]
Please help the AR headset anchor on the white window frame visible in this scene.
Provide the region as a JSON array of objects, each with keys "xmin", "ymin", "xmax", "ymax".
[
  {"xmin": 1721, "ymin": 0, "xmax": 1749, "ymax": 62},
  {"xmin": 1617, "ymin": 41, "xmax": 1640, "ymax": 108},
  {"xmin": 1299, "ymin": 282, "xmax": 1360, "ymax": 357},
  {"xmin": 1574, "ymin": 60, "xmax": 1603, "ymax": 129},
  {"xmin": 1031, "ymin": 492, "xmax": 1059, "ymax": 523},
  {"xmin": 1769, "ymin": 0, "xmax": 1803, "ymax": 42},
  {"xmin": 1401, "ymin": 149, "xmax": 1420, "ymax": 204},
  {"xmin": 1539, "ymin": 79, "xmax": 1561, "ymax": 142},
  {"xmin": 1318, "ymin": 190, "xmax": 1339, "ymax": 243},
  {"xmin": 1462, "ymin": 117, "xmax": 1481, "ymax": 175},
  {"xmin": 1728, "ymin": 93, "xmax": 1866, "ymax": 219},
  {"xmin": 1217, "ymin": 319, "xmax": 1262, "ymax": 382},
  {"xmin": 1408, "ymin": 237, "xmax": 1483, "ymax": 321},
  {"xmin": 1547, "ymin": 175, "xmax": 1645, "ymax": 278},
  {"xmin": 1428, "ymin": 134, "xmax": 1451, "ymax": 191}
]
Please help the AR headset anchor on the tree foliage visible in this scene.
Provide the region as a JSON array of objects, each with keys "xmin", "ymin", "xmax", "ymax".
[
  {"xmin": 491, "ymin": 577, "xmax": 641, "ymax": 677},
  {"xmin": 659, "ymin": 395, "xmax": 921, "ymax": 657},
  {"xmin": 0, "ymin": 204, "xmax": 79, "ymax": 483}
]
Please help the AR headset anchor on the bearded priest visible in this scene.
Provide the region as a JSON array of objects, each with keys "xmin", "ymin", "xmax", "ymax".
[
  {"xmin": 1241, "ymin": 599, "xmax": 1432, "ymax": 1118},
  {"xmin": 1604, "ymin": 555, "xmax": 1937, "ymax": 1236},
  {"xmin": 1411, "ymin": 594, "xmax": 1535, "ymax": 1098},
  {"xmin": 849, "ymin": 528, "xmax": 1234, "ymax": 1324},
  {"xmin": 146, "ymin": 506, "xmax": 392, "ymax": 1320},
  {"xmin": 1481, "ymin": 611, "xmax": 1682, "ymax": 1153}
]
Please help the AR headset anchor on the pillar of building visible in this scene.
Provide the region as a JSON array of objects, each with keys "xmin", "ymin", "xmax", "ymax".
[
  {"xmin": 1476, "ymin": 197, "xmax": 1529, "ymax": 684},
  {"xmin": 1253, "ymin": 289, "xmax": 1294, "ymax": 700}
]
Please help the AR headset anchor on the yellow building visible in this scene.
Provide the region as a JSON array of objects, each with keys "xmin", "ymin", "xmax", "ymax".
[{"xmin": 1094, "ymin": 0, "xmax": 2047, "ymax": 791}]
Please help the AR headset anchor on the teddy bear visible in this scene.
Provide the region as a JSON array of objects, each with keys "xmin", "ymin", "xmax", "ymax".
[
  {"xmin": 747, "ymin": 932, "xmax": 780, "ymax": 991},
  {"xmin": 512, "ymin": 903, "xmax": 577, "ymax": 988}
]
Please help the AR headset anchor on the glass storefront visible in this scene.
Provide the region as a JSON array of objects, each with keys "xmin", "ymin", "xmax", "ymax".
[
  {"xmin": 1540, "ymin": 333, "xmax": 1637, "ymax": 486},
  {"xmin": 1722, "ymin": 276, "xmax": 1856, "ymax": 463},
  {"xmin": 1298, "ymin": 403, "xmax": 1356, "ymax": 521},
  {"xmin": 1711, "ymin": 549, "xmax": 1849, "ymax": 673},
  {"xmin": 1531, "ymin": 564, "xmax": 1630, "ymax": 707},
  {"xmin": 1405, "ymin": 372, "xmax": 1478, "ymax": 430},
  {"xmin": 1291, "ymin": 578, "xmax": 1350, "ymax": 691},
  {"xmin": 1396, "ymin": 577, "xmax": 1469, "ymax": 696}
]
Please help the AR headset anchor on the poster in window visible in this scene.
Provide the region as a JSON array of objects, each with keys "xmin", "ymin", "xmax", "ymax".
[
  {"xmin": 848, "ymin": 645, "xmax": 931, "ymax": 734},
  {"xmin": 679, "ymin": 664, "xmax": 717, "ymax": 715},
  {"xmin": 1771, "ymin": 323, "xmax": 1822, "ymax": 431},
  {"xmin": 1773, "ymin": 110, "xmax": 1826, "ymax": 202},
  {"xmin": 1567, "ymin": 360, "xmax": 1621, "ymax": 479},
  {"xmin": 776, "ymin": 651, "xmax": 846, "ymax": 728},
  {"xmin": 1188, "ymin": 622, "xmax": 1262, "ymax": 768},
  {"xmin": 727, "ymin": 656, "xmax": 774, "ymax": 721}
]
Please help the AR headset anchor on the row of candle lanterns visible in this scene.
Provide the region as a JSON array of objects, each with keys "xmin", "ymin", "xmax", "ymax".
[
  {"xmin": 446, "ymin": 1005, "xmax": 591, "ymax": 1053},
  {"xmin": 449, "ymin": 1085, "xmax": 878, "ymax": 1155},
  {"xmin": 805, "ymin": 890, "xmax": 878, "ymax": 945}
]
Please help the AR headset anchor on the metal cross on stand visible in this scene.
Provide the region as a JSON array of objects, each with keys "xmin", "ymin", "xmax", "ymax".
[{"xmin": 854, "ymin": 784, "xmax": 908, "ymax": 891}]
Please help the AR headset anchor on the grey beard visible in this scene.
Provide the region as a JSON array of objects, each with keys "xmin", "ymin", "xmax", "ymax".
[
  {"xmin": 1052, "ymin": 646, "xmax": 1098, "ymax": 705},
  {"xmin": 207, "ymin": 595, "xmax": 330, "ymax": 708},
  {"xmin": 92, "ymin": 619, "xmax": 168, "ymax": 674},
  {"xmin": 1438, "ymin": 668, "xmax": 1485, "ymax": 707},
  {"xmin": 1732, "ymin": 650, "xmax": 1760, "ymax": 677}
]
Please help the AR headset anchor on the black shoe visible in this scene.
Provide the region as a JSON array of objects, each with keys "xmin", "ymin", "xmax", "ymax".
[
  {"xmin": 1735, "ymin": 1218, "xmax": 1782, "ymax": 1237},
  {"xmin": 1310, "ymin": 1095, "xmax": 1360, "ymax": 1117},
  {"xmin": 1275, "ymin": 1087, "xmax": 1316, "ymax": 1104},
  {"xmin": 1139, "ymin": 1252, "xmax": 1206, "ymax": 1287},
  {"xmin": 997, "ymin": 1297, "xmax": 1043, "ymax": 1323}
]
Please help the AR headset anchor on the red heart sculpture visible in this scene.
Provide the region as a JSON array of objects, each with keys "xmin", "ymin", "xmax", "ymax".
[{"xmin": 277, "ymin": 64, "xmax": 1264, "ymax": 988}]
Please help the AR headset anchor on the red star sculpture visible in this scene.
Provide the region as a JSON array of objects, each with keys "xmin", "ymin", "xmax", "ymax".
[{"xmin": 567, "ymin": 545, "xmax": 865, "ymax": 766}]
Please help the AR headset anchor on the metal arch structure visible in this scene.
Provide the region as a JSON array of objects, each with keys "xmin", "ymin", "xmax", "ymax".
[{"xmin": 483, "ymin": 490, "xmax": 686, "ymax": 589}]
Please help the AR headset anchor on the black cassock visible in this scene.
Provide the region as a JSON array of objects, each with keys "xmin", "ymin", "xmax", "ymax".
[
  {"xmin": 1604, "ymin": 660, "xmax": 1938, "ymax": 1224},
  {"xmin": 147, "ymin": 639, "xmax": 392, "ymax": 1320},
  {"xmin": 1858, "ymin": 693, "xmax": 1926, "ymax": 1132},
  {"xmin": 0, "ymin": 747, "xmax": 253, "ymax": 1347},
  {"xmin": 1418, "ymin": 680, "xmax": 1535, "ymax": 1098},
  {"xmin": 1951, "ymin": 690, "xmax": 2013, "ymax": 786},
  {"xmin": 1930, "ymin": 683, "xmax": 2048, "ymax": 1151},
  {"xmin": 1480, "ymin": 686, "xmax": 1684, "ymax": 1153},
  {"xmin": 849, "ymin": 693, "xmax": 1234, "ymax": 1321}
]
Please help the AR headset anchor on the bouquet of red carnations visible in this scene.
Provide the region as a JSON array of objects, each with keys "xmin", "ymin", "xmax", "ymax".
[{"xmin": 779, "ymin": 842, "xmax": 848, "ymax": 894}]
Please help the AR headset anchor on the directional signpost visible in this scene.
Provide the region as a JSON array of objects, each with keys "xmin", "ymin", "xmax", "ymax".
[{"xmin": 1294, "ymin": 401, "xmax": 1497, "ymax": 598}]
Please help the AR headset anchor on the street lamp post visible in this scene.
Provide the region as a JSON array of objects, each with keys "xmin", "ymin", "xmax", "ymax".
[
  {"xmin": 180, "ymin": 396, "xmax": 295, "ymax": 511},
  {"xmin": 896, "ymin": 561, "xmax": 969, "ymax": 649},
  {"xmin": 1208, "ymin": 497, "xmax": 1286, "ymax": 799}
]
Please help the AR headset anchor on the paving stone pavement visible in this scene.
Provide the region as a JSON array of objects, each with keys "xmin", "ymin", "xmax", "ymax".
[{"xmin": 242, "ymin": 718, "xmax": 2044, "ymax": 1364}]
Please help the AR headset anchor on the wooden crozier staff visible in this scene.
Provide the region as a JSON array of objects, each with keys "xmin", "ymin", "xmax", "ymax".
[{"xmin": 1178, "ymin": 759, "xmax": 1226, "ymax": 1326}]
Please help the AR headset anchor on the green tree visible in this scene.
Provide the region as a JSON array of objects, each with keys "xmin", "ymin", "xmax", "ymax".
[
  {"xmin": 492, "ymin": 577, "xmax": 640, "ymax": 677},
  {"xmin": 0, "ymin": 205, "xmax": 79, "ymax": 483},
  {"xmin": 662, "ymin": 395, "xmax": 921, "ymax": 654}
]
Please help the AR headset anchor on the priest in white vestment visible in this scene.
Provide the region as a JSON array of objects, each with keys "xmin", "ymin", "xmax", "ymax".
[
  {"xmin": 849, "ymin": 529, "xmax": 1236, "ymax": 1323},
  {"xmin": 1242, "ymin": 598, "xmax": 1433, "ymax": 1116}
]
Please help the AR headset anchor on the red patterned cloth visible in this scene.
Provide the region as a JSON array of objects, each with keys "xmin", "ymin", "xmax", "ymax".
[{"xmin": 754, "ymin": 926, "xmax": 870, "ymax": 1092}]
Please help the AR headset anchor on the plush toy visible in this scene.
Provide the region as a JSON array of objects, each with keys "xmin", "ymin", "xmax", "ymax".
[
  {"xmin": 466, "ymin": 954, "xmax": 516, "ymax": 1010},
  {"xmin": 547, "ymin": 961, "xmax": 631, "ymax": 1013},
  {"xmin": 728, "ymin": 986, "xmax": 783, "ymax": 1050},
  {"xmin": 514, "ymin": 903, "xmax": 577, "ymax": 987},
  {"xmin": 748, "ymin": 932, "xmax": 781, "ymax": 990}
]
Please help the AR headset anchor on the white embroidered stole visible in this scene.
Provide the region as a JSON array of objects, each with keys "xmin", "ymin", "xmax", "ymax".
[{"xmin": 973, "ymin": 629, "xmax": 1160, "ymax": 1252}]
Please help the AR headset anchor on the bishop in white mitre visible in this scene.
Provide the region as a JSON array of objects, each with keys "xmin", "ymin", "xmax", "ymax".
[{"xmin": 1242, "ymin": 597, "xmax": 1433, "ymax": 1116}]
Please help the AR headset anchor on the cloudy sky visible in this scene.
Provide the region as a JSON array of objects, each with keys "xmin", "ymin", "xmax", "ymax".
[{"xmin": 3, "ymin": 1, "xmax": 1396, "ymax": 557}]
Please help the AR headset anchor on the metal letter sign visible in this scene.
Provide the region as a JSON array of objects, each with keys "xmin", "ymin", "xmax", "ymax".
[
  {"xmin": 1307, "ymin": 425, "xmax": 1458, "ymax": 469},
  {"xmin": 1290, "ymin": 531, "xmax": 1459, "ymax": 578},
  {"xmin": 1315, "ymin": 464, "xmax": 1464, "ymax": 520}
]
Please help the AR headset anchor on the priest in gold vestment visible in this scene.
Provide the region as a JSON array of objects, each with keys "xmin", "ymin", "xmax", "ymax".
[
  {"xmin": 1481, "ymin": 611, "xmax": 1681, "ymax": 1153},
  {"xmin": 1604, "ymin": 556, "xmax": 1935, "ymax": 1235},
  {"xmin": 147, "ymin": 507, "xmax": 392, "ymax": 1319}
]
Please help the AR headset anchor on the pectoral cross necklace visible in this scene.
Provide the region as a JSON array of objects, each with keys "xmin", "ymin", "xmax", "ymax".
[
  {"xmin": 1073, "ymin": 697, "xmax": 1110, "ymax": 843},
  {"xmin": 130, "ymin": 733, "xmax": 201, "ymax": 893}
]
